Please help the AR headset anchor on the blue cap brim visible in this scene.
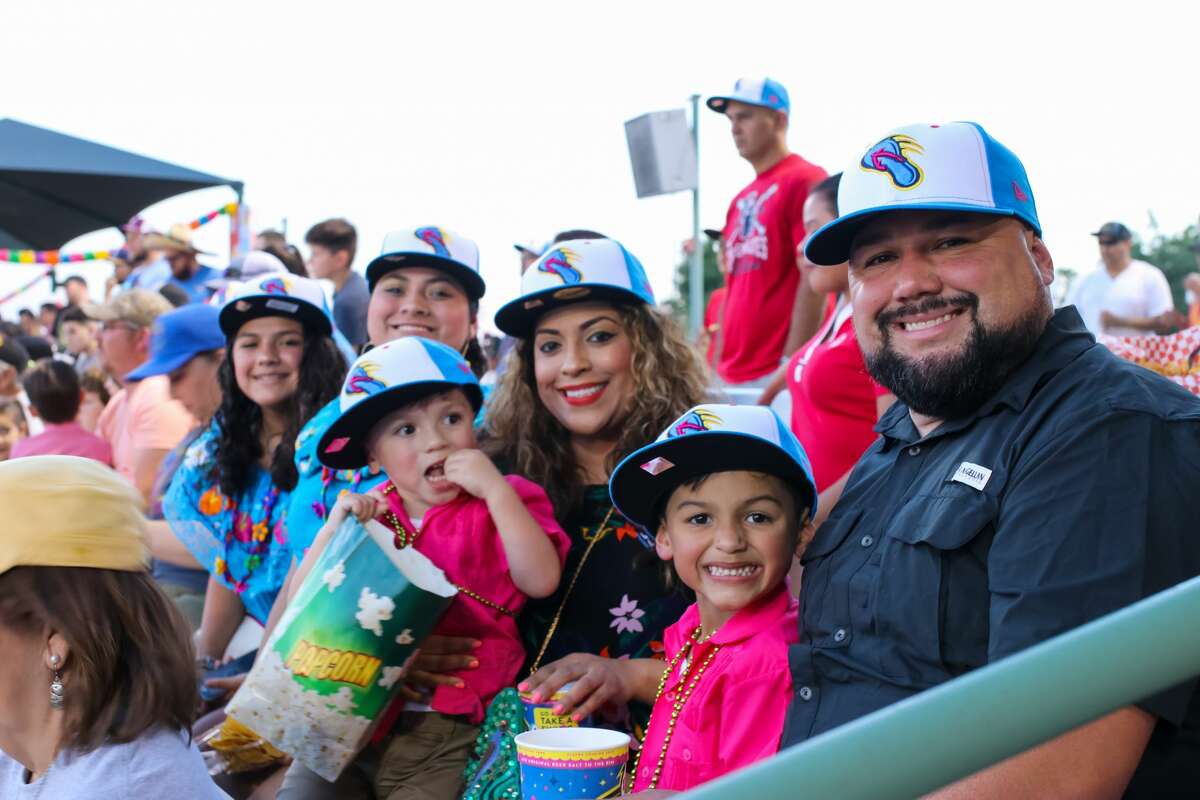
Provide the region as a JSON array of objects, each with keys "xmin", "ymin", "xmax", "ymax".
[
  {"xmin": 316, "ymin": 381, "xmax": 484, "ymax": 470},
  {"xmin": 706, "ymin": 95, "xmax": 788, "ymax": 114},
  {"xmin": 125, "ymin": 349, "xmax": 197, "ymax": 382},
  {"xmin": 493, "ymin": 283, "xmax": 650, "ymax": 338},
  {"xmin": 609, "ymin": 431, "xmax": 818, "ymax": 532},
  {"xmin": 804, "ymin": 203, "xmax": 1036, "ymax": 267}
]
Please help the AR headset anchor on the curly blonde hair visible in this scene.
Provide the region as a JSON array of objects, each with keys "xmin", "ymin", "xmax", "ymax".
[{"xmin": 486, "ymin": 302, "xmax": 709, "ymax": 518}]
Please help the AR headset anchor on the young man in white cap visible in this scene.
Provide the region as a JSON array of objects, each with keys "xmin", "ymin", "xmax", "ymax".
[
  {"xmin": 783, "ymin": 122, "xmax": 1199, "ymax": 797},
  {"xmin": 708, "ymin": 78, "xmax": 827, "ymax": 393}
]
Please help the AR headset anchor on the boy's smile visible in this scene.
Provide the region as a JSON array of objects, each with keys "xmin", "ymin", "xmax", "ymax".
[{"xmin": 657, "ymin": 471, "xmax": 803, "ymax": 636}]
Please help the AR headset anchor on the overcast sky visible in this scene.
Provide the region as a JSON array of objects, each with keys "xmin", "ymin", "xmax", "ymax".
[{"xmin": 4, "ymin": 0, "xmax": 1197, "ymax": 330}]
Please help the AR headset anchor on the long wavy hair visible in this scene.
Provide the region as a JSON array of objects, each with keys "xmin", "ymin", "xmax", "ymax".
[
  {"xmin": 215, "ymin": 327, "xmax": 345, "ymax": 498},
  {"xmin": 486, "ymin": 302, "xmax": 708, "ymax": 518}
]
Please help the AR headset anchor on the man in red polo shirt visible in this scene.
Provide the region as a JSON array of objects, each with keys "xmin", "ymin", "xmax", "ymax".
[{"xmin": 710, "ymin": 77, "xmax": 827, "ymax": 391}]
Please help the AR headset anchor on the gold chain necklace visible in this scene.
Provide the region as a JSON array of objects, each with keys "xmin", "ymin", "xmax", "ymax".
[
  {"xmin": 378, "ymin": 481, "xmax": 518, "ymax": 617},
  {"xmin": 528, "ymin": 505, "xmax": 617, "ymax": 673},
  {"xmin": 633, "ymin": 625, "xmax": 721, "ymax": 791}
]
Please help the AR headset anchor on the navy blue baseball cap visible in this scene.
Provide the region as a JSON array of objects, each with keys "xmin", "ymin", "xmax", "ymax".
[{"xmin": 125, "ymin": 304, "xmax": 225, "ymax": 381}]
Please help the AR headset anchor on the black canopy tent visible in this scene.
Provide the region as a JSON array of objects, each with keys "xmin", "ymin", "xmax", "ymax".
[{"xmin": 0, "ymin": 118, "xmax": 242, "ymax": 253}]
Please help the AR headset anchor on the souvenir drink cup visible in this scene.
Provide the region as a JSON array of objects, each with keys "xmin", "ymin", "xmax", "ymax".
[
  {"xmin": 519, "ymin": 682, "xmax": 592, "ymax": 729},
  {"xmin": 515, "ymin": 728, "xmax": 630, "ymax": 799}
]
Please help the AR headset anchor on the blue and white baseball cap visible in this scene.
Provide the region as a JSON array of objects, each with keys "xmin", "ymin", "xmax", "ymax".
[
  {"xmin": 707, "ymin": 77, "xmax": 790, "ymax": 114},
  {"xmin": 126, "ymin": 304, "xmax": 225, "ymax": 381},
  {"xmin": 493, "ymin": 238, "xmax": 655, "ymax": 337},
  {"xmin": 609, "ymin": 404, "xmax": 817, "ymax": 532},
  {"xmin": 805, "ymin": 121, "xmax": 1040, "ymax": 266},
  {"xmin": 218, "ymin": 273, "xmax": 334, "ymax": 337},
  {"xmin": 365, "ymin": 226, "xmax": 485, "ymax": 300},
  {"xmin": 317, "ymin": 336, "xmax": 483, "ymax": 469}
]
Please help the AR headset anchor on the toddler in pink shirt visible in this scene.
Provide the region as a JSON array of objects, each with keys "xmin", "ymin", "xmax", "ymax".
[
  {"xmin": 606, "ymin": 403, "xmax": 817, "ymax": 793},
  {"xmin": 290, "ymin": 337, "xmax": 569, "ymax": 798}
]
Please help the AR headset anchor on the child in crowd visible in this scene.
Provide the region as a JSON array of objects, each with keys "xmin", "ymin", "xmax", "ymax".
[
  {"xmin": 77, "ymin": 368, "xmax": 112, "ymax": 433},
  {"xmin": 607, "ymin": 403, "xmax": 817, "ymax": 793},
  {"xmin": 285, "ymin": 336, "xmax": 570, "ymax": 799},
  {"xmin": 11, "ymin": 359, "xmax": 112, "ymax": 464},
  {"xmin": 0, "ymin": 398, "xmax": 27, "ymax": 461}
]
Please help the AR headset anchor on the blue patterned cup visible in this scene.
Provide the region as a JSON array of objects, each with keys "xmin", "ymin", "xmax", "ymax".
[{"xmin": 515, "ymin": 727, "xmax": 630, "ymax": 799}]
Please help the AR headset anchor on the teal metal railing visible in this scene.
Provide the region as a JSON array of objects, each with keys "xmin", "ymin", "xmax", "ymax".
[{"xmin": 682, "ymin": 574, "xmax": 1200, "ymax": 799}]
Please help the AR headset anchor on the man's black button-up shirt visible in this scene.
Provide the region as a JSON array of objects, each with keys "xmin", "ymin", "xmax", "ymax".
[{"xmin": 782, "ymin": 307, "xmax": 1200, "ymax": 793}]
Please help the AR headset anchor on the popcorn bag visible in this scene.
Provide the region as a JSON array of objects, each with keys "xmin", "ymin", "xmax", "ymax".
[{"xmin": 227, "ymin": 517, "xmax": 456, "ymax": 781}]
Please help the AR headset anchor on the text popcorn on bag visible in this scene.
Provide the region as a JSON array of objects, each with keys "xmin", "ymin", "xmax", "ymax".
[{"xmin": 226, "ymin": 516, "xmax": 456, "ymax": 781}]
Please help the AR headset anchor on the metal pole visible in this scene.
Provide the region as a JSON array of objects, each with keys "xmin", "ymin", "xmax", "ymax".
[
  {"xmin": 682, "ymin": 573, "xmax": 1200, "ymax": 800},
  {"xmin": 688, "ymin": 94, "xmax": 703, "ymax": 337}
]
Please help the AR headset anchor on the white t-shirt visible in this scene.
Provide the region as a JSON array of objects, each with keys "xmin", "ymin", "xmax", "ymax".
[
  {"xmin": 0, "ymin": 727, "xmax": 229, "ymax": 799},
  {"xmin": 1066, "ymin": 259, "xmax": 1175, "ymax": 337}
]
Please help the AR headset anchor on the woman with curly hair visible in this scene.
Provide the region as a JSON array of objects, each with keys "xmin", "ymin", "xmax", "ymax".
[
  {"xmin": 164, "ymin": 274, "xmax": 344, "ymax": 663},
  {"xmin": 422, "ymin": 239, "xmax": 709, "ymax": 744}
]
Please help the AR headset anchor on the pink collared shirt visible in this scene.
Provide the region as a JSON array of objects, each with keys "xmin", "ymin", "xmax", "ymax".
[
  {"xmin": 378, "ymin": 475, "xmax": 570, "ymax": 725},
  {"xmin": 632, "ymin": 585, "xmax": 799, "ymax": 793},
  {"xmin": 11, "ymin": 420, "xmax": 113, "ymax": 465}
]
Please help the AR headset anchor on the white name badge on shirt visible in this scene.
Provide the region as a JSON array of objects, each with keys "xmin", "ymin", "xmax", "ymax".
[{"xmin": 951, "ymin": 462, "xmax": 992, "ymax": 491}]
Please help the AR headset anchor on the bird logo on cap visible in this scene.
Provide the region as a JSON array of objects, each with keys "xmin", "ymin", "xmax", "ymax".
[
  {"xmin": 537, "ymin": 247, "xmax": 582, "ymax": 285},
  {"xmin": 260, "ymin": 276, "xmax": 291, "ymax": 295},
  {"xmin": 861, "ymin": 134, "xmax": 925, "ymax": 190},
  {"xmin": 415, "ymin": 227, "xmax": 451, "ymax": 258},
  {"xmin": 668, "ymin": 408, "xmax": 723, "ymax": 438},
  {"xmin": 345, "ymin": 362, "xmax": 387, "ymax": 396}
]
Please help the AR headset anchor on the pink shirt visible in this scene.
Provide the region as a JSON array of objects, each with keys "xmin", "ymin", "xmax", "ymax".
[
  {"xmin": 97, "ymin": 376, "xmax": 194, "ymax": 486},
  {"xmin": 633, "ymin": 586, "xmax": 798, "ymax": 793},
  {"xmin": 380, "ymin": 475, "xmax": 570, "ymax": 724},
  {"xmin": 10, "ymin": 420, "xmax": 113, "ymax": 465}
]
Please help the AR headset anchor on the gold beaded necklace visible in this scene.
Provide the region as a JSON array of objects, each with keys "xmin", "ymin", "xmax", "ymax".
[
  {"xmin": 633, "ymin": 625, "xmax": 722, "ymax": 790},
  {"xmin": 377, "ymin": 481, "xmax": 518, "ymax": 617}
]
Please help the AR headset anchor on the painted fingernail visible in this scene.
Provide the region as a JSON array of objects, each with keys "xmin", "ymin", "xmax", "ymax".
[
  {"xmin": 468, "ymin": 659, "xmax": 479, "ymax": 669},
  {"xmin": 530, "ymin": 692, "xmax": 543, "ymax": 703},
  {"xmin": 572, "ymin": 713, "xmax": 583, "ymax": 722},
  {"xmin": 455, "ymin": 680, "xmax": 466, "ymax": 689},
  {"xmin": 472, "ymin": 640, "xmax": 483, "ymax": 649},
  {"xmin": 552, "ymin": 704, "xmax": 564, "ymax": 714}
]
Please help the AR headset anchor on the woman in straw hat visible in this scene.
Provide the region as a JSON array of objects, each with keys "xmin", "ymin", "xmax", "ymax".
[{"xmin": 0, "ymin": 455, "xmax": 228, "ymax": 797}]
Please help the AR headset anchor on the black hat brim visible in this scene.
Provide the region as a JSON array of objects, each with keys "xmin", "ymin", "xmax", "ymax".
[{"xmin": 316, "ymin": 381, "xmax": 484, "ymax": 470}]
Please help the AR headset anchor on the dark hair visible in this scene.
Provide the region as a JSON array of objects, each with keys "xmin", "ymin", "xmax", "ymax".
[
  {"xmin": 215, "ymin": 328, "xmax": 345, "ymax": 497},
  {"xmin": 255, "ymin": 227, "xmax": 288, "ymax": 250},
  {"xmin": 18, "ymin": 309, "xmax": 33, "ymax": 319},
  {"xmin": 305, "ymin": 218, "xmax": 358, "ymax": 265},
  {"xmin": 64, "ymin": 275, "xmax": 87, "ymax": 288},
  {"xmin": 23, "ymin": 359, "xmax": 81, "ymax": 423},
  {"xmin": 654, "ymin": 472, "xmax": 812, "ymax": 530},
  {"xmin": 39, "ymin": 302, "xmax": 59, "ymax": 314},
  {"xmin": 158, "ymin": 284, "xmax": 190, "ymax": 308},
  {"xmin": 60, "ymin": 306, "xmax": 90, "ymax": 325},
  {"xmin": 0, "ymin": 566, "xmax": 197, "ymax": 752},
  {"xmin": 810, "ymin": 173, "xmax": 842, "ymax": 216},
  {"xmin": 80, "ymin": 369, "xmax": 112, "ymax": 407},
  {"xmin": 486, "ymin": 303, "xmax": 709, "ymax": 518},
  {"xmin": 260, "ymin": 241, "xmax": 307, "ymax": 277}
]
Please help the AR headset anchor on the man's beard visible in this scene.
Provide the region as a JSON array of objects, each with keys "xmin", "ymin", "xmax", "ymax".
[{"xmin": 864, "ymin": 294, "xmax": 1047, "ymax": 421}]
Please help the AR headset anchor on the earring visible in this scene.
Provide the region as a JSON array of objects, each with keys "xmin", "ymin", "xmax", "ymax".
[{"xmin": 49, "ymin": 655, "xmax": 64, "ymax": 710}]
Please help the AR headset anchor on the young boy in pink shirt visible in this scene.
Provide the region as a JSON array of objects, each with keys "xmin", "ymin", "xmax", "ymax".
[
  {"xmin": 11, "ymin": 359, "xmax": 112, "ymax": 465},
  {"xmin": 606, "ymin": 403, "xmax": 816, "ymax": 793},
  {"xmin": 288, "ymin": 336, "xmax": 570, "ymax": 799}
]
